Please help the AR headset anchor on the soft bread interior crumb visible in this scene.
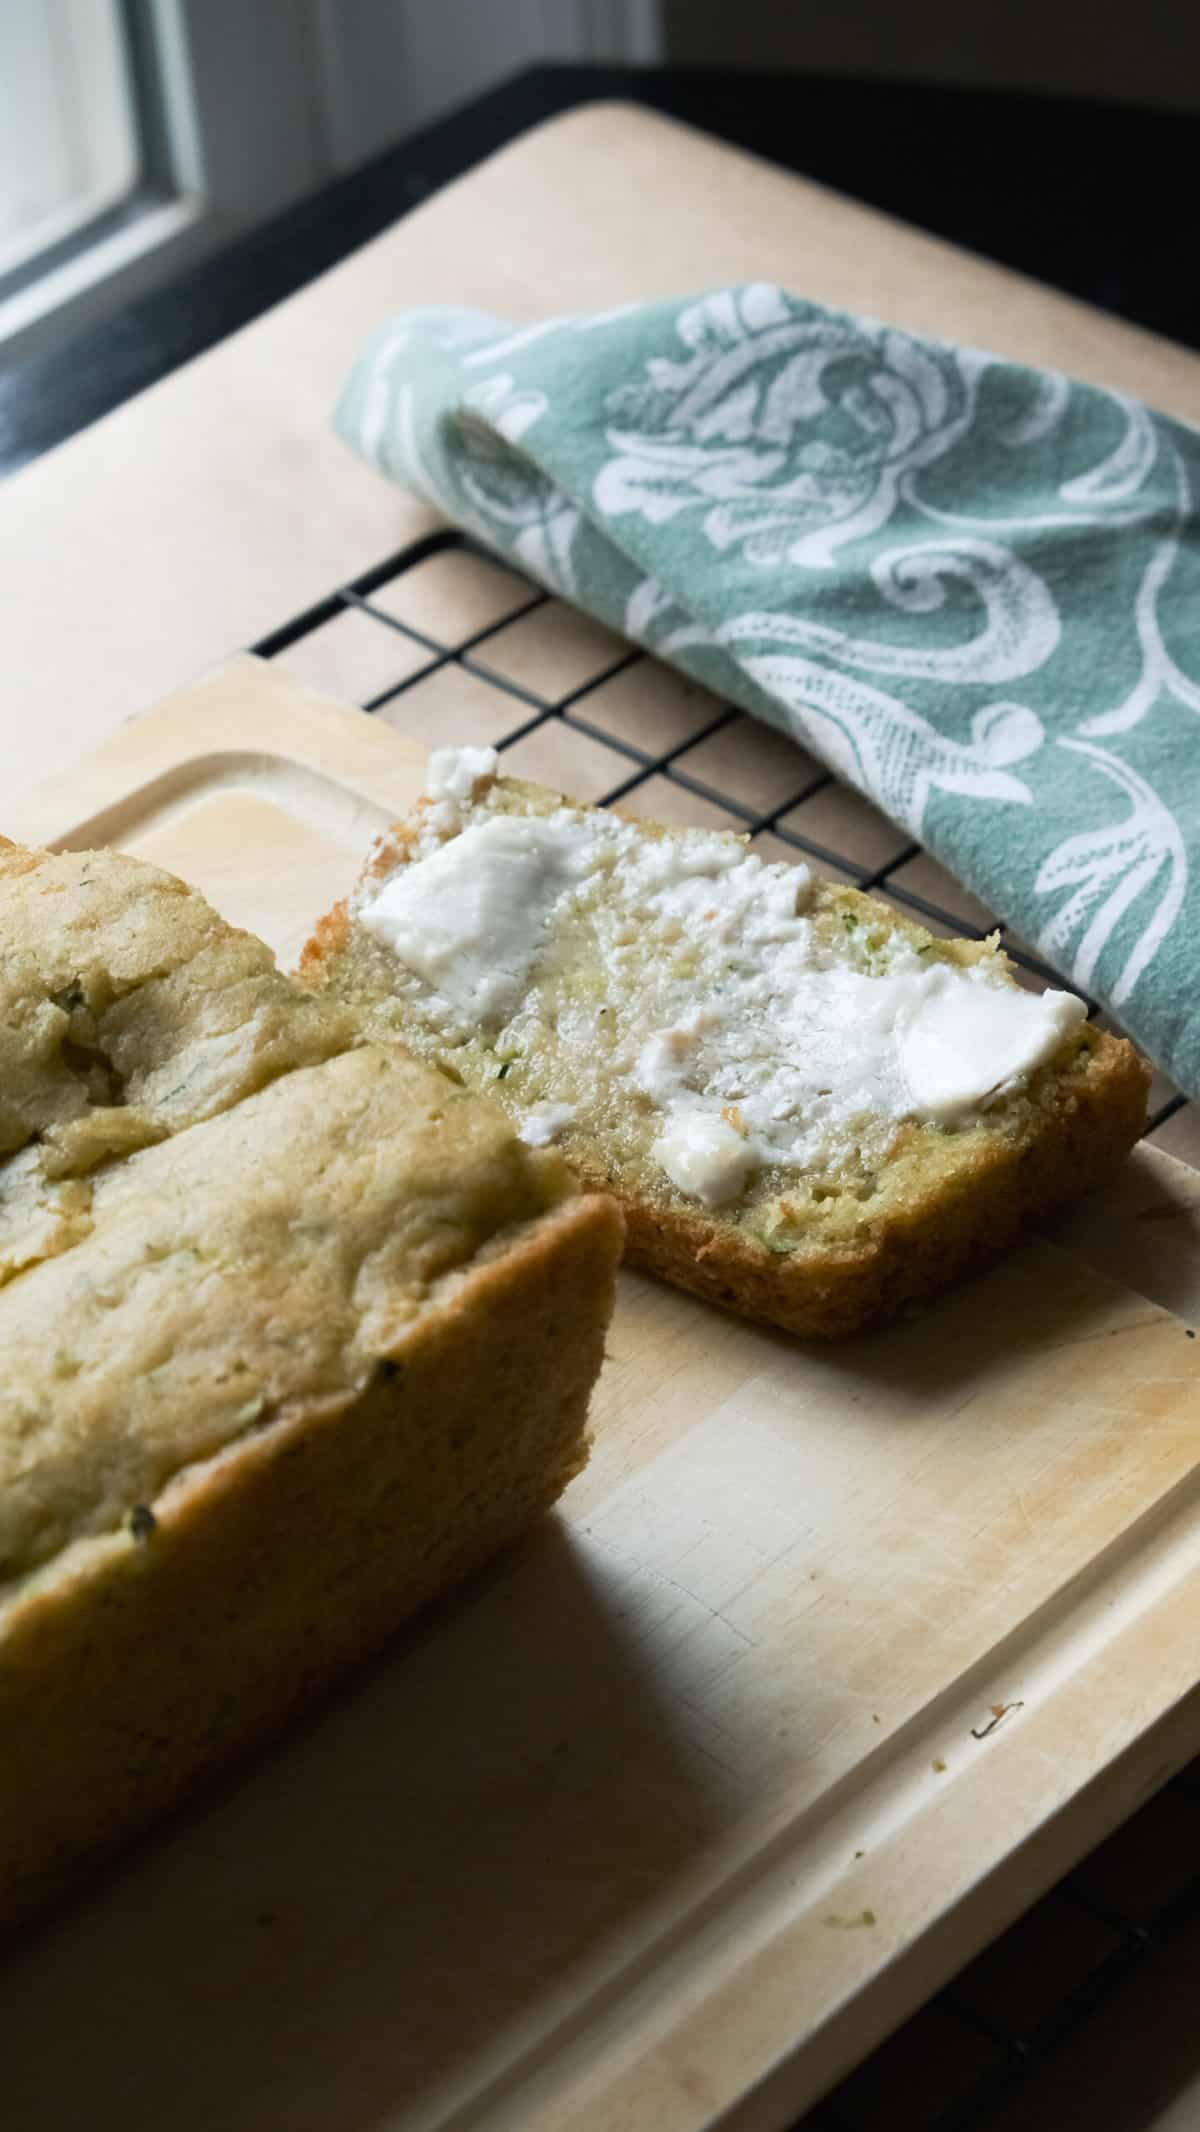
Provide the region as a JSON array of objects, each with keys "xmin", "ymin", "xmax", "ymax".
[
  {"xmin": 0, "ymin": 842, "xmax": 355, "ymax": 1281},
  {"xmin": 312, "ymin": 766, "xmax": 1104, "ymax": 1248},
  {"xmin": 0, "ymin": 843, "xmax": 574, "ymax": 1594}
]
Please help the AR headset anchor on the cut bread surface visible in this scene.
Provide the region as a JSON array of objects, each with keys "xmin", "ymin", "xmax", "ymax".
[
  {"xmin": 0, "ymin": 1041, "xmax": 574, "ymax": 1592},
  {"xmin": 0, "ymin": 837, "xmax": 622, "ymax": 1926},
  {"xmin": 301, "ymin": 749, "xmax": 1150, "ymax": 1337}
]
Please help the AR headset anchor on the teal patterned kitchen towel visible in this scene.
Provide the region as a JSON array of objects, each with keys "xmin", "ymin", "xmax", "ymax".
[{"xmin": 336, "ymin": 286, "xmax": 1200, "ymax": 1096}]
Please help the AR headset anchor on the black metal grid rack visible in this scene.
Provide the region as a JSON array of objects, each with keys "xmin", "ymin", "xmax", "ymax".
[{"xmin": 253, "ymin": 527, "xmax": 1200, "ymax": 2132}]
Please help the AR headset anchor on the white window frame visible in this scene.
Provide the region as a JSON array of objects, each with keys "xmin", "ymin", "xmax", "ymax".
[
  {"xmin": 0, "ymin": 0, "xmax": 140, "ymax": 283},
  {"xmin": 0, "ymin": 0, "xmax": 333, "ymax": 363}
]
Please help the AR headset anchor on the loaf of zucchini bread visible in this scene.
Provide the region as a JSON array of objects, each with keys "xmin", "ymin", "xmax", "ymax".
[
  {"xmin": 0, "ymin": 837, "xmax": 622, "ymax": 1929},
  {"xmin": 301, "ymin": 747, "xmax": 1149, "ymax": 1339}
]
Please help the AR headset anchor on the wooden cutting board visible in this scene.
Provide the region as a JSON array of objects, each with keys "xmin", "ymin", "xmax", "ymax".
[{"xmin": 3, "ymin": 658, "xmax": 1199, "ymax": 2132}]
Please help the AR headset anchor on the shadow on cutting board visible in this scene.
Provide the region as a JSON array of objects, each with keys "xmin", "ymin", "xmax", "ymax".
[
  {"xmin": 0, "ymin": 1520, "xmax": 769, "ymax": 2132},
  {"xmin": 807, "ymin": 1234, "xmax": 1175, "ymax": 1414}
]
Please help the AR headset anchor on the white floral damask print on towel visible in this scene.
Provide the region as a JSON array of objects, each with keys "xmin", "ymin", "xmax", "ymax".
[
  {"xmin": 713, "ymin": 540, "xmax": 1060, "ymax": 686},
  {"xmin": 1079, "ymin": 444, "xmax": 1200, "ymax": 737},
  {"xmin": 453, "ymin": 377, "xmax": 582, "ymax": 597},
  {"xmin": 1036, "ymin": 741, "xmax": 1187, "ymax": 1007},
  {"xmin": 735, "ymin": 657, "xmax": 1043, "ymax": 840},
  {"xmin": 594, "ymin": 284, "xmax": 979, "ymax": 569}
]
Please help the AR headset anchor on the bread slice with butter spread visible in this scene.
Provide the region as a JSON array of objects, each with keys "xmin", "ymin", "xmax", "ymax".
[{"xmin": 301, "ymin": 747, "xmax": 1150, "ymax": 1339}]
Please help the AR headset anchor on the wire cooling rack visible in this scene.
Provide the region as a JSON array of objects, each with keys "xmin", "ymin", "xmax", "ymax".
[{"xmin": 253, "ymin": 527, "xmax": 1200, "ymax": 2132}]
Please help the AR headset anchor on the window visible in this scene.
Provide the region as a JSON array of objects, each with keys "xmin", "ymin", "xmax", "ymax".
[
  {"xmin": 0, "ymin": 2, "xmax": 662, "ymax": 366},
  {"xmin": 0, "ymin": 0, "xmax": 332, "ymax": 362},
  {"xmin": 0, "ymin": 2, "xmax": 139, "ymax": 283}
]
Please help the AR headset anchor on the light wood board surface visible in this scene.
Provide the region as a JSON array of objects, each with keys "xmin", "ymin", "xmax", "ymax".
[
  {"xmin": 2, "ymin": 660, "xmax": 1198, "ymax": 2132},
  {"xmin": 5, "ymin": 102, "xmax": 1200, "ymax": 798}
]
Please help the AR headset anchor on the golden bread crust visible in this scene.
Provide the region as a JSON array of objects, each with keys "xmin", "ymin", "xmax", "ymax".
[{"xmin": 566, "ymin": 1035, "xmax": 1147, "ymax": 1336}]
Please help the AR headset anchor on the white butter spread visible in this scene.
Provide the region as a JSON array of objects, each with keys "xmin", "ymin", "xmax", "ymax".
[
  {"xmin": 359, "ymin": 748, "xmax": 1088, "ymax": 1207},
  {"xmin": 652, "ymin": 1111, "xmax": 756, "ymax": 1205},
  {"xmin": 518, "ymin": 1101, "xmax": 577, "ymax": 1147},
  {"xmin": 424, "ymin": 743, "xmax": 499, "ymax": 804},
  {"xmin": 360, "ymin": 815, "xmax": 582, "ymax": 1027},
  {"xmin": 895, "ymin": 964, "xmax": 1085, "ymax": 1122}
]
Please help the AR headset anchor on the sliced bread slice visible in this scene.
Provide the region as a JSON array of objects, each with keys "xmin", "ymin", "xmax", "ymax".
[{"xmin": 300, "ymin": 747, "xmax": 1150, "ymax": 1338}]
